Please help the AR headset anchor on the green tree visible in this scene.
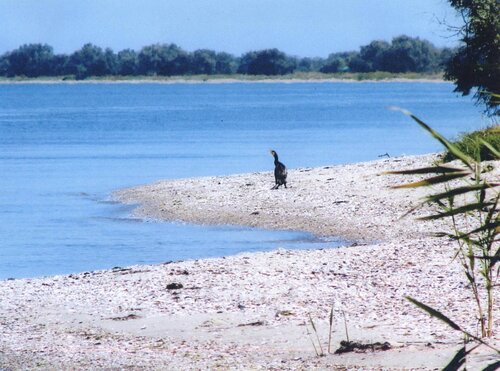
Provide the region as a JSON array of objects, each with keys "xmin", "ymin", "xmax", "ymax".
[
  {"xmin": 320, "ymin": 55, "xmax": 346, "ymax": 73},
  {"xmin": 358, "ymin": 40, "xmax": 390, "ymax": 72},
  {"xmin": 67, "ymin": 43, "xmax": 109, "ymax": 79},
  {"xmin": 237, "ymin": 51, "xmax": 257, "ymax": 74},
  {"xmin": 445, "ymin": 0, "xmax": 499, "ymax": 115},
  {"xmin": 238, "ymin": 49, "xmax": 296, "ymax": 75},
  {"xmin": 190, "ymin": 49, "xmax": 217, "ymax": 74},
  {"xmin": 50, "ymin": 54, "xmax": 69, "ymax": 76},
  {"xmin": 137, "ymin": 43, "xmax": 189, "ymax": 76},
  {"xmin": 214, "ymin": 52, "xmax": 238, "ymax": 74},
  {"xmin": 5, "ymin": 44, "xmax": 56, "ymax": 77},
  {"xmin": 137, "ymin": 44, "xmax": 163, "ymax": 75},
  {"xmin": 103, "ymin": 48, "xmax": 117, "ymax": 75},
  {"xmin": 321, "ymin": 52, "xmax": 353, "ymax": 73},
  {"xmin": 296, "ymin": 57, "xmax": 324, "ymax": 72},
  {"xmin": 116, "ymin": 49, "xmax": 138, "ymax": 75},
  {"xmin": 0, "ymin": 53, "xmax": 10, "ymax": 76},
  {"xmin": 381, "ymin": 35, "xmax": 440, "ymax": 73}
]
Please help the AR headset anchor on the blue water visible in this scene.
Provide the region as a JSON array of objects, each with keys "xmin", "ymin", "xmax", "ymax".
[{"xmin": 0, "ymin": 82, "xmax": 486, "ymax": 279}]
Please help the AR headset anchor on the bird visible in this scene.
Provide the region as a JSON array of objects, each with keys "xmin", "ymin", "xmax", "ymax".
[{"xmin": 270, "ymin": 149, "xmax": 287, "ymax": 189}]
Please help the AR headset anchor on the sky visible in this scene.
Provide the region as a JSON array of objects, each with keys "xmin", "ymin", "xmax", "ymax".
[{"xmin": 0, "ymin": 0, "xmax": 462, "ymax": 58}]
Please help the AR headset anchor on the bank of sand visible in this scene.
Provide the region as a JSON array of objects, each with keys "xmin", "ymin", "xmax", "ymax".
[{"xmin": 0, "ymin": 154, "xmax": 498, "ymax": 369}]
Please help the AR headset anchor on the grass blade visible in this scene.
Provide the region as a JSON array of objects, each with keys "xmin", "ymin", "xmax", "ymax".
[
  {"xmin": 424, "ymin": 183, "xmax": 499, "ymax": 204},
  {"xmin": 406, "ymin": 296, "xmax": 462, "ymax": 331},
  {"xmin": 384, "ymin": 165, "xmax": 465, "ymax": 175},
  {"xmin": 482, "ymin": 360, "xmax": 500, "ymax": 371},
  {"xmin": 406, "ymin": 297, "xmax": 500, "ymax": 353},
  {"xmin": 342, "ymin": 310, "xmax": 350, "ymax": 342},
  {"xmin": 442, "ymin": 346, "xmax": 466, "ymax": 371},
  {"xmin": 479, "ymin": 139, "xmax": 500, "ymax": 159},
  {"xmin": 389, "ymin": 106, "xmax": 474, "ymax": 169},
  {"xmin": 453, "ymin": 221, "xmax": 500, "ymax": 240},
  {"xmin": 392, "ymin": 172, "xmax": 469, "ymax": 189},
  {"xmin": 328, "ymin": 304, "xmax": 334, "ymax": 354},
  {"xmin": 308, "ymin": 314, "xmax": 324, "ymax": 356},
  {"xmin": 418, "ymin": 202, "xmax": 494, "ymax": 221},
  {"xmin": 305, "ymin": 320, "xmax": 320, "ymax": 356}
]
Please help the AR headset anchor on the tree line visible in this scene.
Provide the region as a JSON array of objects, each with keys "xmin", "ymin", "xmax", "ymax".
[{"xmin": 0, "ymin": 35, "xmax": 454, "ymax": 79}]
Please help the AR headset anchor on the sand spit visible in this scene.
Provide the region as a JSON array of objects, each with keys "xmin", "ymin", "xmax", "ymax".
[
  {"xmin": 117, "ymin": 154, "xmax": 448, "ymax": 242},
  {"xmin": 1, "ymin": 154, "xmax": 498, "ymax": 370}
]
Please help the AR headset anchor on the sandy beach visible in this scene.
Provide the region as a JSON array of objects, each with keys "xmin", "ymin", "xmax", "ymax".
[{"xmin": 0, "ymin": 154, "xmax": 498, "ymax": 370}]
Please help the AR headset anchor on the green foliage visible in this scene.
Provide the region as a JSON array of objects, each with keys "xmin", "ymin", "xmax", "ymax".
[
  {"xmin": 116, "ymin": 49, "xmax": 138, "ymax": 75},
  {"xmin": 444, "ymin": 0, "xmax": 499, "ymax": 115},
  {"xmin": 238, "ymin": 48, "xmax": 296, "ymax": 75},
  {"xmin": 354, "ymin": 40, "xmax": 390, "ymax": 72},
  {"xmin": 137, "ymin": 43, "xmax": 190, "ymax": 76},
  {"xmin": 190, "ymin": 49, "xmax": 217, "ymax": 75},
  {"xmin": 350, "ymin": 36, "xmax": 444, "ymax": 73},
  {"xmin": 67, "ymin": 43, "xmax": 110, "ymax": 79},
  {"xmin": 0, "ymin": 35, "xmax": 454, "ymax": 79},
  {"xmin": 2, "ymin": 43, "xmax": 59, "ymax": 77},
  {"xmin": 215, "ymin": 52, "xmax": 238, "ymax": 74},
  {"xmin": 320, "ymin": 52, "xmax": 354, "ymax": 73},
  {"xmin": 443, "ymin": 126, "xmax": 500, "ymax": 162},
  {"xmin": 296, "ymin": 57, "xmax": 325, "ymax": 73},
  {"xmin": 320, "ymin": 56, "xmax": 346, "ymax": 73},
  {"xmin": 0, "ymin": 53, "xmax": 9, "ymax": 75}
]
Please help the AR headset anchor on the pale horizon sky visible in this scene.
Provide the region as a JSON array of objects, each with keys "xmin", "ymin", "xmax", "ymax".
[{"xmin": 0, "ymin": 0, "xmax": 462, "ymax": 57}]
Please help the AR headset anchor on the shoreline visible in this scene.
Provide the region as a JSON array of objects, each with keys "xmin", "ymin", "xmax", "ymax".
[
  {"xmin": 1, "ymin": 154, "xmax": 498, "ymax": 369},
  {"xmin": 0, "ymin": 74, "xmax": 446, "ymax": 85},
  {"xmin": 115, "ymin": 154, "xmax": 446, "ymax": 242}
]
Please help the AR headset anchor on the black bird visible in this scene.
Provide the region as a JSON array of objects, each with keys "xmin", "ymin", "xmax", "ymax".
[{"xmin": 270, "ymin": 149, "xmax": 287, "ymax": 189}]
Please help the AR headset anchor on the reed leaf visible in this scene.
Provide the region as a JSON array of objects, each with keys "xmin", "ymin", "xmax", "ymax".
[
  {"xmin": 485, "ymin": 193, "xmax": 500, "ymax": 224},
  {"xmin": 408, "ymin": 116, "xmax": 474, "ymax": 169},
  {"xmin": 425, "ymin": 184, "xmax": 499, "ymax": 204},
  {"xmin": 442, "ymin": 346, "xmax": 466, "ymax": 371},
  {"xmin": 483, "ymin": 360, "xmax": 500, "ymax": 371},
  {"xmin": 464, "ymin": 271, "xmax": 475, "ymax": 285},
  {"xmin": 432, "ymin": 231, "xmax": 458, "ymax": 238},
  {"xmin": 453, "ymin": 222, "xmax": 500, "ymax": 240},
  {"xmin": 433, "ymin": 220, "xmax": 499, "ymax": 242},
  {"xmin": 406, "ymin": 297, "xmax": 500, "ymax": 352},
  {"xmin": 391, "ymin": 172, "xmax": 469, "ymax": 189},
  {"xmin": 418, "ymin": 202, "xmax": 494, "ymax": 221},
  {"xmin": 479, "ymin": 139, "xmax": 500, "ymax": 159},
  {"xmin": 431, "ymin": 232, "xmax": 475, "ymax": 247},
  {"xmin": 406, "ymin": 296, "xmax": 462, "ymax": 331},
  {"xmin": 471, "ymin": 255, "xmax": 499, "ymax": 263},
  {"xmin": 384, "ymin": 165, "xmax": 466, "ymax": 175},
  {"xmin": 389, "ymin": 107, "xmax": 474, "ymax": 169}
]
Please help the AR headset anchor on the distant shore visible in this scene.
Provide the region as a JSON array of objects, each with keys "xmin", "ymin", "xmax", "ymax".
[
  {"xmin": 1, "ymin": 154, "xmax": 498, "ymax": 369},
  {"xmin": 0, "ymin": 72, "xmax": 446, "ymax": 85}
]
